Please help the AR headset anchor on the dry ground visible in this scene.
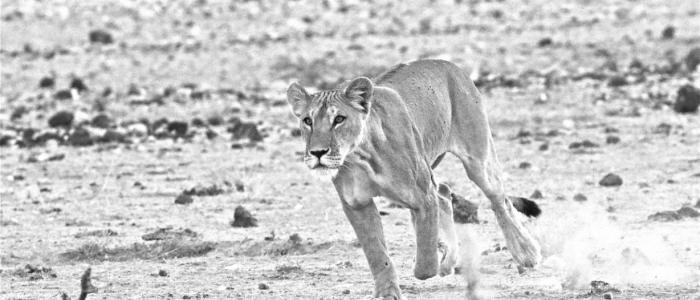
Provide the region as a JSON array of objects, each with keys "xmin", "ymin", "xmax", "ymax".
[{"xmin": 1, "ymin": 0, "xmax": 699, "ymax": 299}]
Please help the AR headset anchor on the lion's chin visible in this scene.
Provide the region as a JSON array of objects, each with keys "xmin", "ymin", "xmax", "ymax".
[{"xmin": 311, "ymin": 166, "xmax": 339, "ymax": 180}]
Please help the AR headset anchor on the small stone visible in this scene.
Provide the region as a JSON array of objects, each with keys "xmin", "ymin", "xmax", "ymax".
[
  {"xmin": 191, "ymin": 118, "xmax": 205, "ymax": 127},
  {"xmin": 538, "ymin": 143, "xmax": 549, "ymax": 151},
  {"xmin": 607, "ymin": 75, "xmax": 627, "ymax": 87},
  {"xmin": 89, "ymin": 29, "xmax": 114, "ymax": 44},
  {"xmin": 158, "ymin": 269, "xmax": 168, "ymax": 277},
  {"xmin": 48, "ymin": 111, "xmax": 74, "ymax": 128},
  {"xmin": 289, "ymin": 233, "xmax": 301, "ymax": 243},
  {"xmin": 677, "ymin": 206, "xmax": 699, "ymax": 218},
  {"xmin": 606, "ymin": 136, "xmax": 620, "ymax": 144},
  {"xmin": 70, "ymin": 78, "xmax": 88, "ymax": 92},
  {"xmin": 91, "ymin": 114, "xmax": 112, "ymax": 129},
  {"xmin": 54, "ymin": 90, "xmax": 72, "ymax": 100},
  {"xmin": 167, "ymin": 121, "xmax": 189, "ymax": 137},
  {"xmin": 174, "ymin": 193, "xmax": 193, "ymax": 205},
  {"xmin": 537, "ymin": 37, "xmax": 553, "ymax": 47},
  {"xmin": 530, "ymin": 190, "xmax": 543, "ymax": 199},
  {"xmin": 648, "ymin": 211, "xmax": 681, "ymax": 222},
  {"xmin": 68, "ymin": 127, "xmax": 93, "ymax": 146},
  {"xmin": 573, "ymin": 193, "xmax": 587, "ymax": 202},
  {"xmin": 685, "ymin": 47, "xmax": 700, "ymax": 72},
  {"xmin": 673, "ymin": 85, "xmax": 700, "ymax": 114},
  {"xmin": 518, "ymin": 162, "xmax": 531, "ymax": 169},
  {"xmin": 342, "ymin": 289, "xmax": 350, "ymax": 295},
  {"xmin": 231, "ymin": 205, "xmax": 258, "ymax": 227},
  {"xmin": 207, "ymin": 116, "xmax": 224, "ymax": 126},
  {"xmin": 258, "ymin": 283, "xmax": 269, "ymax": 290},
  {"xmin": 604, "ymin": 293, "xmax": 613, "ymax": 299},
  {"xmin": 661, "ymin": 26, "xmax": 675, "ymax": 39},
  {"xmin": 599, "ymin": 173, "xmax": 623, "ymax": 187},
  {"xmin": 39, "ymin": 76, "xmax": 55, "ymax": 89}
]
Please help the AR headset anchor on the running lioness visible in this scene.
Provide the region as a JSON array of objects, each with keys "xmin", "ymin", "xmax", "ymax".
[{"xmin": 286, "ymin": 59, "xmax": 542, "ymax": 299}]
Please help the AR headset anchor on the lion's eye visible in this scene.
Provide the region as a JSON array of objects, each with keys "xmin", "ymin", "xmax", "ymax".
[
  {"xmin": 303, "ymin": 117, "xmax": 312, "ymax": 126},
  {"xmin": 333, "ymin": 116, "xmax": 346, "ymax": 125}
]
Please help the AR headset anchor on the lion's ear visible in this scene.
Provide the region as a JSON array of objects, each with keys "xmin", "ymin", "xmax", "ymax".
[
  {"xmin": 344, "ymin": 77, "xmax": 374, "ymax": 113},
  {"xmin": 286, "ymin": 82, "xmax": 310, "ymax": 118}
]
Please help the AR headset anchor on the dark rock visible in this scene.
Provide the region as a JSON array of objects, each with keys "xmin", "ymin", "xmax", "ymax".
[
  {"xmin": 207, "ymin": 116, "xmax": 224, "ymax": 126},
  {"xmin": 89, "ymin": 29, "xmax": 114, "ymax": 44},
  {"xmin": 231, "ymin": 205, "xmax": 258, "ymax": 227},
  {"xmin": 289, "ymin": 233, "xmax": 302, "ymax": 243},
  {"xmin": 599, "ymin": 173, "xmax": 623, "ymax": 187},
  {"xmin": 569, "ymin": 140, "xmax": 599, "ymax": 149},
  {"xmin": 68, "ymin": 127, "xmax": 93, "ymax": 146},
  {"xmin": 537, "ymin": 37, "xmax": 553, "ymax": 47},
  {"xmin": 167, "ymin": 121, "xmax": 189, "ymax": 137},
  {"xmin": 573, "ymin": 193, "xmax": 587, "ymax": 202},
  {"xmin": 48, "ymin": 111, "xmax": 74, "ymax": 128},
  {"xmin": 673, "ymin": 85, "xmax": 700, "ymax": 113},
  {"xmin": 191, "ymin": 118, "xmax": 205, "ymax": 127},
  {"xmin": 39, "ymin": 76, "xmax": 55, "ymax": 89},
  {"xmin": 205, "ymin": 129, "xmax": 217, "ymax": 139},
  {"xmin": 677, "ymin": 206, "xmax": 699, "ymax": 218},
  {"xmin": 518, "ymin": 162, "xmax": 531, "ymax": 169},
  {"xmin": 607, "ymin": 76, "xmax": 627, "ymax": 87},
  {"xmin": 606, "ymin": 136, "xmax": 620, "ymax": 144},
  {"xmin": 648, "ymin": 211, "xmax": 681, "ymax": 222},
  {"xmin": 174, "ymin": 193, "xmax": 193, "ymax": 205},
  {"xmin": 54, "ymin": 89, "xmax": 72, "ymax": 100},
  {"xmin": 258, "ymin": 283, "xmax": 269, "ymax": 290},
  {"xmin": 684, "ymin": 47, "xmax": 700, "ymax": 71},
  {"xmin": 158, "ymin": 269, "xmax": 168, "ymax": 277},
  {"xmin": 228, "ymin": 121, "xmax": 263, "ymax": 142},
  {"xmin": 538, "ymin": 143, "xmax": 549, "ymax": 151},
  {"xmin": 91, "ymin": 114, "xmax": 112, "ymax": 128},
  {"xmin": 530, "ymin": 190, "xmax": 543, "ymax": 199},
  {"xmin": 10, "ymin": 106, "xmax": 28, "ymax": 121},
  {"xmin": 661, "ymin": 26, "xmax": 675, "ymax": 39},
  {"xmin": 70, "ymin": 78, "xmax": 88, "ymax": 92},
  {"xmin": 653, "ymin": 123, "xmax": 672, "ymax": 135}
]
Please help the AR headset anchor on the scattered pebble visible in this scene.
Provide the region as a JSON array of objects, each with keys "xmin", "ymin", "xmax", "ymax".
[
  {"xmin": 142, "ymin": 227, "xmax": 198, "ymax": 241},
  {"xmin": 673, "ymin": 85, "xmax": 699, "ymax": 113},
  {"xmin": 685, "ymin": 47, "xmax": 700, "ymax": 72},
  {"xmin": 607, "ymin": 75, "xmax": 627, "ymax": 87},
  {"xmin": 167, "ymin": 121, "xmax": 189, "ymax": 137},
  {"xmin": 48, "ymin": 111, "xmax": 74, "ymax": 128},
  {"xmin": 39, "ymin": 76, "xmax": 55, "ymax": 89},
  {"xmin": 518, "ymin": 162, "xmax": 531, "ymax": 169},
  {"xmin": 258, "ymin": 283, "xmax": 269, "ymax": 290},
  {"xmin": 68, "ymin": 127, "xmax": 93, "ymax": 146},
  {"xmin": 660, "ymin": 25, "xmax": 675, "ymax": 39},
  {"xmin": 174, "ymin": 193, "xmax": 193, "ymax": 205},
  {"xmin": 89, "ymin": 29, "xmax": 114, "ymax": 44},
  {"xmin": 537, "ymin": 37, "xmax": 553, "ymax": 47},
  {"xmin": 573, "ymin": 193, "xmax": 587, "ymax": 202},
  {"xmin": 91, "ymin": 114, "xmax": 112, "ymax": 129},
  {"xmin": 158, "ymin": 269, "xmax": 169, "ymax": 277},
  {"xmin": 606, "ymin": 136, "xmax": 620, "ymax": 144},
  {"xmin": 599, "ymin": 173, "xmax": 623, "ymax": 187},
  {"xmin": 530, "ymin": 190, "xmax": 543, "ymax": 199},
  {"xmin": 70, "ymin": 77, "xmax": 88, "ymax": 92},
  {"xmin": 231, "ymin": 205, "xmax": 258, "ymax": 227}
]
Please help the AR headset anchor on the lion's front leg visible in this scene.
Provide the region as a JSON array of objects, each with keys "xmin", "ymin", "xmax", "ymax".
[
  {"xmin": 341, "ymin": 199, "xmax": 402, "ymax": 299},
  {"xmin": 409, "ymin": 192, "xmax": 440, "ymax": 280}
]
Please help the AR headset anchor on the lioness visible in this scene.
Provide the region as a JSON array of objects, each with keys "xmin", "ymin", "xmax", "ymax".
[{"xmin": 286, "ymin": 59, "xmax": 542, "ymax": 299}]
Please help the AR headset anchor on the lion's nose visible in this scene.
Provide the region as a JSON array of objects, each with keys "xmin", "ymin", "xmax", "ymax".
[{"xmin": 309, "ymin": 148, "xmax": 329, "ymax": 159}]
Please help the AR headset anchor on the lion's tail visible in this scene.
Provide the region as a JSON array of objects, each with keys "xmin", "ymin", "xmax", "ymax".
[{"xmin": 508, "ymin": 196, "xmax": 542, "ymax": 217}]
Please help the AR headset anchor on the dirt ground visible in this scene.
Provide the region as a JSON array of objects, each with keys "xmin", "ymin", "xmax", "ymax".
[{"xmin": 1, "ymin": 0, "xmax": 699, "ymax": 299}]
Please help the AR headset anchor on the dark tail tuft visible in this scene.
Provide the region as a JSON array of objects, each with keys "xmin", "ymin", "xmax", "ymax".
[{"xmin": 509, "ymin": 196, "xmax": 541, "ymax": 217}]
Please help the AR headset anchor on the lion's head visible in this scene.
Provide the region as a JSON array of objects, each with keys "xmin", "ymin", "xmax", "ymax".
[{"xmin": 286, "ymin": 77, "xmax": 374, "ymax": 177}]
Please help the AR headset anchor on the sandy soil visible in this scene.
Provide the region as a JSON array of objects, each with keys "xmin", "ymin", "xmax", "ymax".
[{"xmin": 1, "ymin": 0, "xmax": 699, "ymax": 299}]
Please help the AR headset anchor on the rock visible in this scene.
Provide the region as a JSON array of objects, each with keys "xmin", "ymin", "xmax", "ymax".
[
  {"xmin": 530, "ymin": 190, "xmax": 543, "ymax": 199},
  {"xmin": 54, "ymin": 89, "xmax": 72, "ymax": 100},
  {"xmin": 653, "ymin": 123, "xmax": 672, "ymax": 135},
  {"xmin": 98, "ymin": 130, "xmax": 127, "ymax": 143},
  {"xmin": 39, "ymin": 76, "xmax": 55, "ymax": 89},
  {"xmin": 289, "ymin": 233, "xmax": 302, "ymax": 243},
  {"xmin": 661, "ymin": 26, "xmax": 675, "ymax": 39},
  {"xmin": 70, "ymin": 77, "xmax": 88, "ymax": 92},
  {"xmin": 258, "ymin": 283, "xmax": 269, "ymax": 290},
  {"xmin": 48, "ymin": 111, "xmax": 74, "ymax": 128},
  {"xmin": 88, "ymin": 29, "xmax": 114, "ymax": 44},
  {"xmin": 603, "ymin": 293, "xmax": 613, "ymax": 299},
  {"xmin": 228, "ymin": 121, "xmax": 263, "ymax": 142},
  {"xmin": 518, "ymin": 162, "xmax": 532, "ymax": 169},
  {"xmin": 599, "ymin": 173, "xmax": 623, "ymax": 187},
  {"xmin": 10, "ymin": 106, "xmax": 27, "ymax": 121},
  {"xmin": 573, "ymin": 193, "xmax": 587, "ymax": 202},
  {"xmin": 647, "ymin": 211, "xmax": 681, "ymax": 222},
  {"xmin": 91, "ymin": 114, "xmax": 112, "ymax": 128},
  {"xmin": 673, "ymin": 85, "xmax": 700, "ymax": 113},
  {"xmin": 677, "ymin": 206, "xmax": 699, "ymax": 218},
  {"xmin": 167, "ymin": 121, "xmax": 188, "ymax": 137},
  {"xmin": 606, "ymin": 136, "xmax": 620, "ymax": 144},
  {"xmin": 174, "ymin": 193, "xmax": 193, "ymax": 205},
  {"xmin": 231, "ymin": 205, "xmax": 258, "ymax": 227},
  {"xmin": 685, "ymin": 47, "xmax": 700, "ymax": 72},
  {"xmin": 538, "ymin": 143, "xmax": 549, "ymax": 151},
  {"xmin": 158, "ymin": 269, "xmax": 168, "ymax": 277},
  {"xmin": 68, "ymin": 127, "xmax": 93, "ymax": 146},
  {"xmin": 607, "ymin": 75, "xmax": 627, "ymax": 87},
  {"xmin": 569, "ymin": 140, "xmax": 599, "ymax": 149},
  {"xmin": 537, "ymin": 37, "xmax": 553, "ymax": 47},
  {"xmin": 191, "ymin": 118, "xmax": 205, "ymax": 127},
  {"xmin": 207, "ymin": 116, "xmax": 224, "ymax": 126}
]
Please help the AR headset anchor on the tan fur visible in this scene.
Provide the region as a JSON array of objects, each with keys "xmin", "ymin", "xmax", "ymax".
[{"xmin": 287, "ymin": 59, "xmax": 541, "ymax": 299}]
